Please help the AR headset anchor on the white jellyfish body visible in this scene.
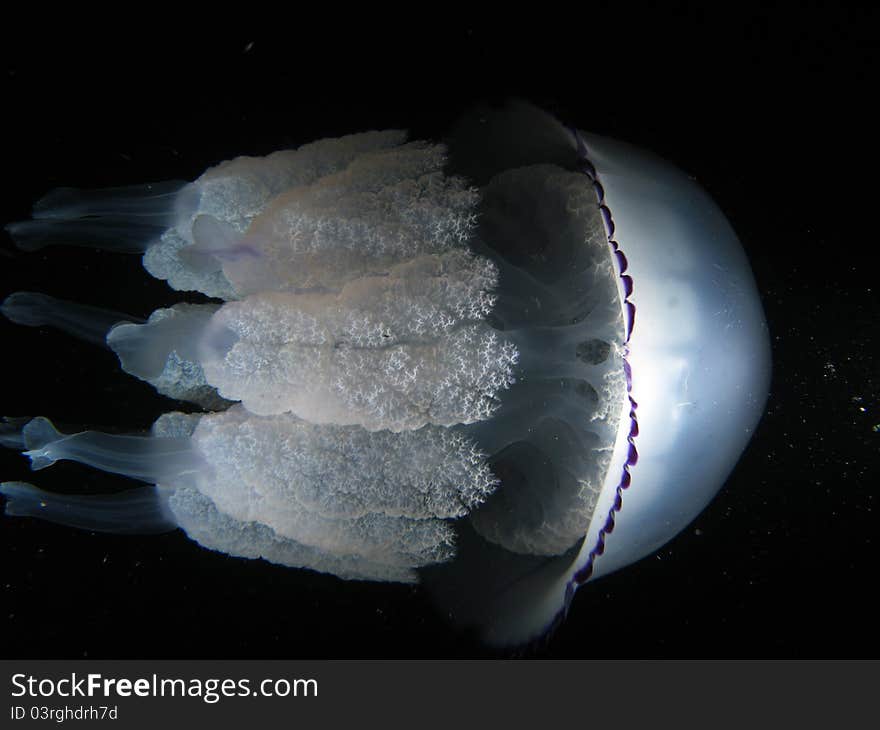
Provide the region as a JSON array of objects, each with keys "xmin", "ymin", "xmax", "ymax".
[{"xmin": 0, "ymin": 101, "xmax": 770, "ymax": 646}]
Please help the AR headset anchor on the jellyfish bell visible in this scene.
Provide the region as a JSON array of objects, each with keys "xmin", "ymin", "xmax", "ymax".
[
  {"xmin": 0, "ymin": 101, "xmax": 770, "ymax": 648},
  {"xmin": 424, "ymin": 103, "xmax": 771, "ymax": 645}
]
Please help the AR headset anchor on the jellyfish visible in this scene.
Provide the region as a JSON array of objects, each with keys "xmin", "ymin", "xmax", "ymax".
[{"xmin": 0, "ymin": 101, "xmax": 770, "ymax": 646}]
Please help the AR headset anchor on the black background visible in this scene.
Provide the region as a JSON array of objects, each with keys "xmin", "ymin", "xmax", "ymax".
[{"xmin": 1, "ymin": 6, "xmax": 877, "ymax": 658}]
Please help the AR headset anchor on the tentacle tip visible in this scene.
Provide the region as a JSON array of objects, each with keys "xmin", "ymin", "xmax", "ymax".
[
  {"xmin": 0, "ymin": 480, "xmax": 21, "ymax": 497},
  {"xmin": 3, "ymin": 221, "xmax": 47, "ymax": 251},
  {"xmin": 24, "ymin": 450, "xmax": 56, "ymax": 471},
  {"xmin": 4, "ymin": 221, "xmax": 24, "ymax": 239},
  {"xmin": 1, "ymin": 291, "xmax": 39, "ymax": 324},
  {"xmin": 0, "ymin": 481, "xmax": 43, "ymax": 517}
]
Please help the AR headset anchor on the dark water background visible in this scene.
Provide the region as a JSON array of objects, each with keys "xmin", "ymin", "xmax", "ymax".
[{"xmin": 1, "ymin": 6, "xmax": 877, "ymax": 658}]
